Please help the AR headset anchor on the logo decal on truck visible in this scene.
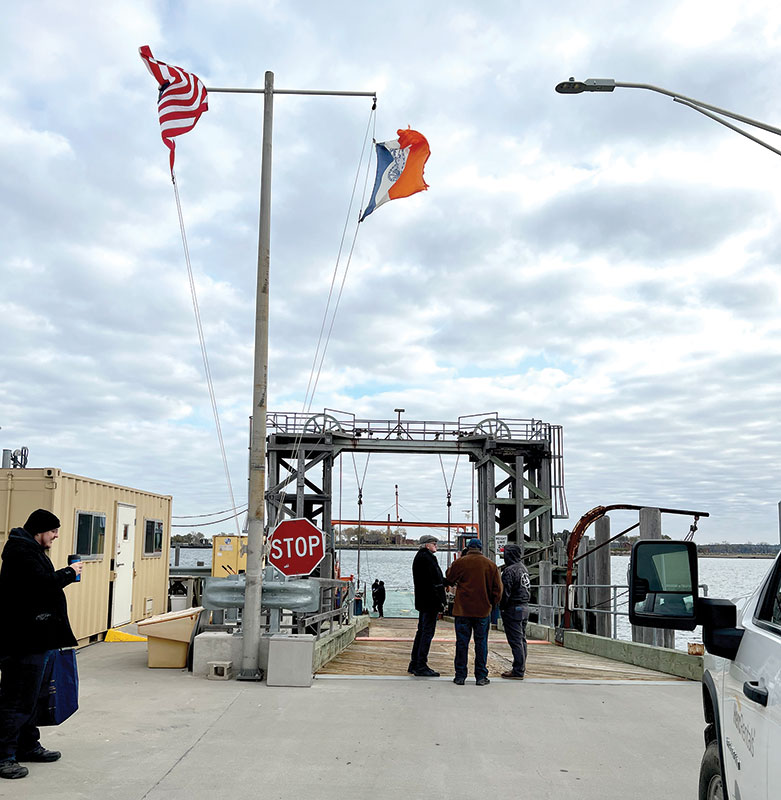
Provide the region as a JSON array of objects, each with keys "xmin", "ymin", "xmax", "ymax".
[
  {"xmin": 725, "ymin": 737, "xmax": 741, "ymax": 770},
  {"xmin": 732, "ymin": 705, "xmax": 755, "ymax": 757}
]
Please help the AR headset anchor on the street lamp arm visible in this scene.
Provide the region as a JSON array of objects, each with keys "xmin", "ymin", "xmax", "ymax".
[
  {"xmin": 672, "ymin": 96, "xmax": 781, "ymax": 159},
  {"xmin": 613, "ymin": 81, "xmax": 781, "ymax": 139}
]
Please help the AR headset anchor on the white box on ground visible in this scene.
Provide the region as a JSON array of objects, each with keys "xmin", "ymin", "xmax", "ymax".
[
  {"xmin": 170, "ymin": 595, "xmax": 188, "ymax": 612},
  {"xmin": 266, "ymin": 634, "xmax": 315, "ymax": 687}
]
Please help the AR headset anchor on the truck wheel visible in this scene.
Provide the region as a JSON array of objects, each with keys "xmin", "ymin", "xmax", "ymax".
[{"xmin": 698, "ymin": 741, "xmax": 723, "ymax": 800}]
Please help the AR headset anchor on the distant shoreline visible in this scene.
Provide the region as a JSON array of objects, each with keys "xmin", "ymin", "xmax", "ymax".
[{"xmin": 611, "ymin": 550, "xmax": 777, "ymax": 559}]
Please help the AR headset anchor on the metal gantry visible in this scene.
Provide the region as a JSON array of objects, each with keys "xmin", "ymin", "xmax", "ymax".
[{"xmin": 263, "ymin": 410, "xmax": 568, "ymax": 573}]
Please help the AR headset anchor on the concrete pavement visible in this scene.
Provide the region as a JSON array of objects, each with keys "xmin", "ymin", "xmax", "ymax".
[{"xmin": 9, "ymin": 641, "xmax": 704, "ymax": 800}]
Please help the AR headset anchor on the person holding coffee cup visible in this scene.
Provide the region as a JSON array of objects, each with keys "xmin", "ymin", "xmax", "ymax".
[{"xmin": 0, "ymin": 509, "xmax": 83, "ymax": 779}]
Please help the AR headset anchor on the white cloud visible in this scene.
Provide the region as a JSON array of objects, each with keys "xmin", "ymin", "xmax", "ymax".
[{"xmin": 1, "ymin": 1, "xmax": 780, "ymax": 544}]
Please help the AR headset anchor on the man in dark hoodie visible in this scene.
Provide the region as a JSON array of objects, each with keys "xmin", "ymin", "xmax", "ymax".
[
  {"xmin": 499, "ymin": 542, "xmax": 531, "ymax": 679},
  {"xmin": 408, "ymin": 535, "xmax": 446, "ymax": 677},
  {"xmin": 0, "ymin": 509, "xmax": 83, "ymax": 780}
]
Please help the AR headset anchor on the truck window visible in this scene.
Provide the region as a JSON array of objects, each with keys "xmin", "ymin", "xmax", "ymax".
[{"xmin": 756, "ymin": 560, "xmax": 781, "ymax": 630}]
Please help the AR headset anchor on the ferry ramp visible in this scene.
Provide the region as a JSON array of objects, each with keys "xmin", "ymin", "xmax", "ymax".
[{"xmin": 318, "ymin": 617, "xmax": 683, "ymax": 680}]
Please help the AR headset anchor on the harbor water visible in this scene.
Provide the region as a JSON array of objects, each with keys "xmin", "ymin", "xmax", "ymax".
[{"xmin": 171, "ymin": 547, "xmax": 773, "ymax": 651}]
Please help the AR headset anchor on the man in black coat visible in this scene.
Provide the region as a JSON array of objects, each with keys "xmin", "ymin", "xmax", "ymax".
[
  {"xmin": 0, "ymin": 509, "xmax": 83, "ymax": 780},
  {"xmin": 408, "ymin": 535, "xmax": 445, "ymax": 677}
]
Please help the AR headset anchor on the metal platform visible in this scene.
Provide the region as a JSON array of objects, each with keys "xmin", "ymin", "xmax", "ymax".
[{"xmin": 264, "ymin": 410, "xmax": 568, "ymax": 564}]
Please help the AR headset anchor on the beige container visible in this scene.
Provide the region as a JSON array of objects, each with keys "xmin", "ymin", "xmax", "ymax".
[{"xmin": 138, "ymin": 607, "xmax": 203, "ymax": 668}]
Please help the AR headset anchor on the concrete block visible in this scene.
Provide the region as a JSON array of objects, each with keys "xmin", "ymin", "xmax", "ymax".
[
  {"xmin": 193, "ymin": 631, "xmax": 243, "ymax": 677},
  {"xmin": 266, "ymin": 634, "xmax": 315, "ymax": 687},
  {"xmin": 207, "ymin": 660, "xmax": 233, "ymax": 680}
]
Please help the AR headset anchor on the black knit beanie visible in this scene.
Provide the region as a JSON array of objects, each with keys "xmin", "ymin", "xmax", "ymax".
[{"xmin": 24, "ymin": 509, "xmax": 61, "ymax": 535}]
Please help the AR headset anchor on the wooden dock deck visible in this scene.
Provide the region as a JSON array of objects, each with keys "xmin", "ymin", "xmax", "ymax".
[{"xmin": 318, "ymin": 617, "xmax": 684, "ymax": 680}]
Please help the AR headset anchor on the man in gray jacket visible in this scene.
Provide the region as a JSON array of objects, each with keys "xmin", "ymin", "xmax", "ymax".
[{"xmin": 499, "ymin": 543, "xmax": 530, "ymax": 679}]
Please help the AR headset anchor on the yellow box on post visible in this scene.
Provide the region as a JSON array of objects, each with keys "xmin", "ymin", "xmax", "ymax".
[
  {"xmin": 211, "ymin": 535, "xmax": 248, "ymax": 577},
  {"xmin": 137, "ymin": 607, "xmax": 203, "ymax": 668}
]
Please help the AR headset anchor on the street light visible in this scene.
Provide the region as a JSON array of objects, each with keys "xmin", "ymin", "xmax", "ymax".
[{"xmin": 556, "ymin": 76, "xmax": 781, "ymax": 158}]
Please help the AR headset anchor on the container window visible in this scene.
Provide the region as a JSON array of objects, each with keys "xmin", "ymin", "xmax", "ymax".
[
  {"xmin": 75, "ymin": 512, "xmax": 106, "ymax": 558},
  {"xmin": 144, "ymin": 519, "xmax": 164, "ymax": 556}
]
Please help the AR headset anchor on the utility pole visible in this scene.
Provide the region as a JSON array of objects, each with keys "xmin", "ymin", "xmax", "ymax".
[{"xmin": 206, "ymin": 74, "xmax": 375, "ymax": 681}]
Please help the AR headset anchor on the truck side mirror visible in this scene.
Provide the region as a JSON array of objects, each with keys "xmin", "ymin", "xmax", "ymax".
[{"xmin": 628, "ymin": 540, "xmax": 699, "ymax": 631}]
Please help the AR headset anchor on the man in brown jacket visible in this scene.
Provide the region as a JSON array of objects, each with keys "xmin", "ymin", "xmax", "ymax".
[{"xmin": 445, "ymin": 539, "xmax": 503, "ymax": 685}]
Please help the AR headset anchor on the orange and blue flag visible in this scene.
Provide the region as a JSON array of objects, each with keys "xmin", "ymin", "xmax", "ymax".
[{"xmin": 360, "ymin": 128, "xmax": 430, "ymax": 221}]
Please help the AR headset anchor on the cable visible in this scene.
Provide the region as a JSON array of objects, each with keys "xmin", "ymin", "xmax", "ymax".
[
  {"xmin": 172, "ymin": 172, "xmax": 241, "ymax": 537},
  {"xmin": 306, "ymin": 108, "xmax": 377, "ymax": 411},
  {"xmin": 173, "ymin": 504, "xmax": 248, "ymax": 519},
  {"xmin": 171, "ymin": 509, "xmax": 247, "ymax": 528},
  {"xmin": 302, "ymin": 104, "xmax": 377, "ymax": 414},
  {"xmin": 271, "ymin": 103, "xmax": 375, "ymax": 534}
]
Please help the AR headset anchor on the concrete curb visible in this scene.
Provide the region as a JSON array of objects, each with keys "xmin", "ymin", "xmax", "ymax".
[{"xmin": 522, "ymin": 621, "xmax": 703, "ymax": 681}]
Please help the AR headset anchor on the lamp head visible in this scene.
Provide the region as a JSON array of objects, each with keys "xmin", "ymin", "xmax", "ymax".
[{"xmin": 556, "ymin": 77, "xmax": 616, "ymax": 94}]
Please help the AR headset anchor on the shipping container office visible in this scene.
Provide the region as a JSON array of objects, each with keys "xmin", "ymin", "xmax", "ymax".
[{"xmin": 0, "ymin": 468, "xmax": 172, "ymax": 643}]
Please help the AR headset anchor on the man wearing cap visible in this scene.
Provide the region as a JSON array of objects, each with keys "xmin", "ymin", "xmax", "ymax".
[
  {"xmin": 499, "ymin": 543, "xmax": 531, "ymax": 679},
  {"xmin": 408, "ymin": 534, "xmax": 446, "ymax": 677},
  {"xmin": 0, "ymin": 509, "xmax": 83, "ymax": 780},
  {"xmin": 445, "ymin": 539, "xmax": 503, "ymax": 686}
]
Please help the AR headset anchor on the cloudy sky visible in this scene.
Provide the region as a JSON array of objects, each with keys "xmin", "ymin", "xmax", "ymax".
[{"xmin": 2, "ymin": 1, "xmax": 781, "ymax": 544}]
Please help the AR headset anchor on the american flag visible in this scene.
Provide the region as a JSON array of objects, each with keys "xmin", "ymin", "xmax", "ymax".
[{"xmin": 139, "ymin": 46, "xmax": 208, "ymax": 174}]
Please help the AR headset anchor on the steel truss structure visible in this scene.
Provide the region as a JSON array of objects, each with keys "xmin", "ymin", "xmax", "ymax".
[{"xmin": 264, "ymin": 411, "xmax": 567, "ymax": 571}]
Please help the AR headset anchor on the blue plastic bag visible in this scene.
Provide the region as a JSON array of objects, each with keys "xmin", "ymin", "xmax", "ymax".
[{"xmin": 39, "ymin": 649, "xmax": 79, "ymax": 726}]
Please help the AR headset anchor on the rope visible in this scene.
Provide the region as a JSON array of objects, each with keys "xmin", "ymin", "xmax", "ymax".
[
  {"xmin": 302, "ymin": 104, "xmax": 376, "ymax": 414},
  {"xmin": 438, "ymin": 454, "xmax": 460, "ymax": 566},
  {"xmin": 172, "ymin": 173, "xmax": 241, "ymax": 538},
  {"xmin": 305, "ymin": 108, "xmax": 377, "ymax": 410},
  {"xmin": 269, "ymin": 103, "xmax": 376, "ymax": 536},
  {"xmin": 351, "ymin": 453, "xmax": 371, "ymax": 585}
]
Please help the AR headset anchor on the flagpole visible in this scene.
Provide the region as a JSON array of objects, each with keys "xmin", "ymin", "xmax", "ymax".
[
  {"xmin": 205, "ymin": 76, "xmax": 375, "ymax": 681},
  {"xmin": 239, "ymin": 69, "xmax": 274, "ymax": 681}
]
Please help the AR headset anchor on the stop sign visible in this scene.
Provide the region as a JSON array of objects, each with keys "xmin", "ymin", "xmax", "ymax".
[{"xmin": 267, "ymin": 518, "xmax": 325, "ymax": 577}]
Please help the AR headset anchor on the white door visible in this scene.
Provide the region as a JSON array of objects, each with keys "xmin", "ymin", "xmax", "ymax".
[
  {"xmin": 112, "ymin": 504, "xmax": 136, "ymax": 627},
  {"xmin": 722, "ymin": 557, "xmax": 780, "ymax": 799},
  {"xmin": 751, "ymin": 557, "xmax": 781, "ymax": 795}
]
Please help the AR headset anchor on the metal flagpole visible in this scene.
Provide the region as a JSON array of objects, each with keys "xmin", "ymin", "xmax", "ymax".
[
  {"xmin": 206, "ymin": 75, "xmax": 375, "ymax": 681},
  {"xmin": 239, "ymin": 70, "xmax": 274, "ymax": 680}
]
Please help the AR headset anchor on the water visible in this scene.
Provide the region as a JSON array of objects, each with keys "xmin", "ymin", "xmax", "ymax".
[{"xmin": 170, "ymin": 547, "xmax": 775, "ymax": 650}]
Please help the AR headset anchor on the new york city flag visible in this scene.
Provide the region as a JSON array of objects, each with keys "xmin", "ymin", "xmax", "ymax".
[{"xmin": 360, "ymin": 128, "xmax": 430, "ymax": 221}]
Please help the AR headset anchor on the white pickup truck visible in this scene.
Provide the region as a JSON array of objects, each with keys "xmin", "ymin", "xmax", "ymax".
[{"xmin": 629, "ymin": 541, "xmax": 781, "ymax": 800}]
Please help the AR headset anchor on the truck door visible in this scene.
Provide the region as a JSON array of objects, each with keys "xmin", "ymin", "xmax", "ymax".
[
  {"xmin": 750, "ymin": 557, "xmax": 781, "ymax": 794},
  {"xmin": 722, "ymin": 557, "xmax": 780, "ymax": 799}
]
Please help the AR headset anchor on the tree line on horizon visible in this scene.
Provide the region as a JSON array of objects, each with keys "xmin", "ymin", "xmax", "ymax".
[{"xmin": 610, "ymin": 535, "xmax": 780, "ymax": 555}]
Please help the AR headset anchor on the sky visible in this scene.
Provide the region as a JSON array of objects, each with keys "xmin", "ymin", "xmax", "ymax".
[{"xmin": 2, "ymin": 1, "xmax": 781, "ymax": 544}]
